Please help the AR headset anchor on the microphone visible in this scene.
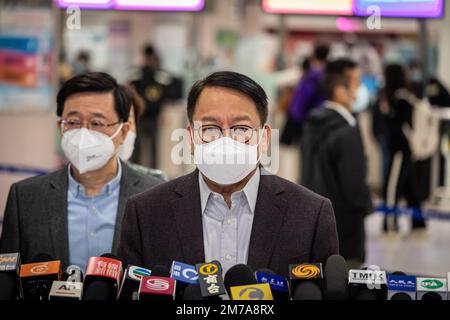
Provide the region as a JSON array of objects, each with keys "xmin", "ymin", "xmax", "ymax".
[
  {"xmin": 138, "ymin": 275, "xmax": 176, "ymax": 300},
  {"xmin": 150, "ymin": 265, "xmax": 170, "ymax": 277},
  {"xmin": 387, "ymin": 273, "xmax": 417, "ymax": 300},
  {"xmin": 348, "ymin": 268, "xmax": 387, "ymax": 300},
  {"xmin": 0, "ymin": 253, "xmax": 22, "ymax": 300},
  {"xmin": 20, "ymin": 254, "xmax": 61, "ymax": 300},
  {"xmin": 323, "ymin": 255, "xmax": 349, "ymax": 300},
  {"xmin": 292, "ymin": 281, "xmax": 323, "ymax": 300},
  {"xmin": 255, "ymin": 268, "xmax": 289, "ymax": 300},
  {"xmin": 170, "ymin": 261, "xmax": 199, "ymax": 300},
  {"xmin": 196, "ymin": 261, "xmax": 226, "ymax": 299},
  {"xmin": 118, "ymin": 265, "xmax": 152, "ymax": 300},
  {"xmin": 224, "ymin": 264, "xmax": 256, "ymax": 293},
  {"xmin": 82, "ymin": 253, "xmax": 123, "ymax": 300},
  {"xmin": 49, "ymin": 265, "xmax": 84, "ymax": 300},
  {"xmin": 288, "ymin": 263, "xmax": 323, "ymax": 299},
  {"xmin": 182, "ymin": 284, "xmax": 205, "ymax": 300},
  {"xmin": 416, "ymin": 277, "xmax": 447, "ymax": 300},
  {"xmin": 229, "ymin": 283, "xmax": 273, "ymax": 300}
]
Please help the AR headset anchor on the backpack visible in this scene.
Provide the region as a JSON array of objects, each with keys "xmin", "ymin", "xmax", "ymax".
[{"xmin": 396, "ymin": 89, "xmax": 440, "ymax": 161}]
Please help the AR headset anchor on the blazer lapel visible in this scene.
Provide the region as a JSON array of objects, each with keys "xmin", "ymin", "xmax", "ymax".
[
  {"xmin": 171, "ymin": 170, "xmax": 205, "ymax": 265},
  {"xmin": 112, "ymin": 162, "xmax": 142, "ymax": 254},
  {"xmin": 48, "ymin": 168, "xmax": 70, "ymax": 267},
  {"xmin": 247, "ymin": 173, "xmax": 288, "ymax": 269}
]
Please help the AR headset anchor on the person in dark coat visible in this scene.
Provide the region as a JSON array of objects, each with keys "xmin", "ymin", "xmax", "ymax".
[{"xmin": 302, "ymin": 59, "xmax": 372, "ymax": 267}]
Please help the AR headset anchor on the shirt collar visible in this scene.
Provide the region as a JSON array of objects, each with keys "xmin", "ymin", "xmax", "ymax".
[
  {"xmin": 198, "ymin": 167, "xmax": 260, "ymax": 215},
  {"xmin": 68, "ymin": 157, "xmax": 122, "ymax": 198},
  {"xmin": 324, "ymin": 100, "xmax": 357, "ymax": 127}
]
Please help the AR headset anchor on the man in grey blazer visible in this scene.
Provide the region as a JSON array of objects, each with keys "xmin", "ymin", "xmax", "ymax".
[
  {"xmin": 118, "ymin": 71, "xmax": 339, "ymax": 276},
  {"xmin": 0, "ymin": 72, "xmax": 161, "ymax": 270}
]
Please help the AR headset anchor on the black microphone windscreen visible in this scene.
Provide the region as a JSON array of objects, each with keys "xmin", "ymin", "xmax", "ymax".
[
  {"xmin": 392, "ymin": 271, "xmax": 406, "ymax": 276},
  {"xmin": 391, "ymin": 292, "xmax": 412, "ymax": 300},
  {"xmin": 0, "ymin": 274, "xmax": 16, "ymax": 300},
  {"xmin": 324, "ymin": 254, "xmax": 349, "ymax": 300},
  {"xmin": 151, "ymin": 265, "xmax": 170, "ymax": 277},
  {"xmin": 422, "ymin": 292, "xmax": 442, "ymax": 300},
  {"xmin": 224, "ymin": 264, "xmax": 256, "ymax": 292},
  {"xmin": 31, "ymin": 253, "xmax": 55, "ymax": 263},
  {"xmin": 292, "ymin": 281, "xmax": 323, "ymax": 300},
  {"xmin": 83, "ymin": 280, "xmax": 115, "ymax": 300},
  {"xmin": 355, "ymin": 289, "xmax": 378, "ymax": 300},
  {"xmin": 100, "ymin": 253, "xmax": 122, "ymax": 263},
  {"xmin": 182, "ymin": 285, "xmax": 204, "ymax": 300}
]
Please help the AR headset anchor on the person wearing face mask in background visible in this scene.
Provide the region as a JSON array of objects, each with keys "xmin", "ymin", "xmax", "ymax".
[
  {"xmin": 118, "ymin": 71, "xmax": 339, "ymax": 276},
  {"xmin": 117, "ymin": 85, "xmax": 168, "ymax": 181},
  {"xmin": 301, "ymin": 59, "xmax": 372, "ymax": 269},
  {"xmin": 0, "ymin": 72, "xmax": 162, "ymax": 270}
]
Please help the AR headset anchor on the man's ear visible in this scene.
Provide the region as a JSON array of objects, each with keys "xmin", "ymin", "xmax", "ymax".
[
  {"xmin": 119, "ymin": 122, "xmax": 130, "ymax": 145},
  {"xmin": 187, "ymin": 126, "xmax": 195, "ymax": 156},
  {"xmin": 261, "ymin": 125, "xmax": 271, "ymax": 154}
]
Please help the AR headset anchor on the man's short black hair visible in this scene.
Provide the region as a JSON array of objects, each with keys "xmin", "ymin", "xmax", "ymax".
[
  {"xmin": 56, "ymin": 72, "xmax": 132, "ymax": 122},
  {"xmin": 187, "ymin": 71, "xmax": 268, "ymax": 125},
  {"xmin": 314, "ymin": 45, "xmax": 330, "ymax": 62},
  {"xmin": 324, "ymin": 59, "xmax": 358, "ymax": 100}
]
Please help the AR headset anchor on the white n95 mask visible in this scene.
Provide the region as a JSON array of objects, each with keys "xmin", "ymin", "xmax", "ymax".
[
  {"xmin": 117, "ymin": 130, "xmax": 136, "ymax": 162},
  {"xmin": 61, "ymin": 124, "xmax": 122, "ymax": 174},
  {"xmin": 193, "ymin": 135, "xmax": 263, "ymax": 185}
]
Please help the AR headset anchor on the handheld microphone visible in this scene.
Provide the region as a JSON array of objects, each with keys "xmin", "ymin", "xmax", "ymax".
[
  {"xmin": 348, "ymin": 268, "xmax": 387, "ymax": 300},
  {"xmin": 416, "ymin": 277, "xmax": 447, "ymax": 300},
  {"xmin": 229, "ymin": 283, "xmax": 273, "ymax": 300},
  {"xmin": 292, "ymin": 281, "xmax": 323, "ymax": 300},
  {"xmin": 49, "ymin": 265, "xmax": 84, "ymax": 300},
  {"xmin": 138, "ymin": 275, "xmax": 176, "ymax": 300},
  {"xmin": 0, "ymin": 253, "xmax": 22, "ymax": 300},
  {"xmin": 182, "ymin": 284, "xmax": 205, "ymax": 300},
  {"xmin": 324, "ymin": 255, "xmax": 349, "ymax": 300},
  {"xmin": 224, "ymin": 264, "xmax": 256, "ymax": 292},
  {"xmin": 255, "ymin": 269, "xmax": 289, "ymax": 300},
  {"xmin": 289, "ymin": 263, "xmax": 323, "ymax": 299},
  {"xmin": 118, "ymin": 265, "xmax": 152, "ymax": 300},
  {"xmin": 82, "ymin": 253, "xmax": 123, "ymax": 300},
  {"xmin": 20, "ymin": 254, "xmax": 61, "ymax": 300},
  {"xmin": 171, "ymin": 261, "xmax": 199, "ymax": 300},
  {"xmin": 196, "ymin": 261, "xmax": 227, "ymax": 299},
  {"xmin": 387, "ymin": 273, "xmax": 417, "ymax": 300}
]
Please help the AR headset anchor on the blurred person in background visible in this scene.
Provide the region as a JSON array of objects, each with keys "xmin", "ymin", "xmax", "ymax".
[
  {"xmin": 130, "ymin": 44, "xmax": 179, "ymax": 168},
  {"xmin": 281, "ymin": 45, "xmax": 329, "ymax": 148},
  {"xmin": 72, "ymin": 50, "xmax": 91, "ymax": 75},
  {"xmin": 0, "ymin": 72, "xmax": 162, "ymax": 270},
  {"xmin": 302, "ymin": 59, "xmax": 372, "ymax": 268},
  {"xmin": 118, "ymin": 85, "xmax": 168, "ymax": 181},
  {"xmin": 377, "ymin": 64, "xmax": 427, "ymax": 232}
]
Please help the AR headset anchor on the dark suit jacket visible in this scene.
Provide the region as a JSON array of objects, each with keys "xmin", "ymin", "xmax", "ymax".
[
  {"xmin": 0, "ymin": 162, "xmax": 162, "ymax": 268},
  {"xmin": 118, "ymin": 169, "xmax": 339, "ymax": 276}
]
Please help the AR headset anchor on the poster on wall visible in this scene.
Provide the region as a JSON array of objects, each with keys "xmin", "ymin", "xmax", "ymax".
[{"xmin": 0, "ymin": 8, "xmax": 55, "ymax": 112}]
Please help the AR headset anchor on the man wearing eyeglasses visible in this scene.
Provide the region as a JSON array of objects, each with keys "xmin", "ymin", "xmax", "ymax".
[
  {"xmin": 118, "ymin": 71, "xmax": 339, "ymax": 276},
  {"xmin": 0, "ymin": 72, "xmax": 162, "ymax": 270}
]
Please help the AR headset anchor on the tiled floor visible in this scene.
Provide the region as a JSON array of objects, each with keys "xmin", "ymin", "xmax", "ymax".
[{"xmin": 364, "ymin": 213, "xmax": 450, "ymax": 277}]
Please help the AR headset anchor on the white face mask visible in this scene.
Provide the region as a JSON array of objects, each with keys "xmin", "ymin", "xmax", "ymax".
[
  {"xmin": 193, "ymin": 132, "xmax": 264, "ymax": 185},
  {"xmin": 117, "ymin": 130, "xmax": 136, "ymax": 162},
  {"xmin": 61, "ymin": 124, "xmax": 123, "ymax": 174}
]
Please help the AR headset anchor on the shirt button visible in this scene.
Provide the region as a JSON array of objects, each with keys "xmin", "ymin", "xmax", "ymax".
[
  {"xmin": 225, "ymin": 254, "xmax": 232, "ymax": 261},
  {"xmin": 90, "ymin": 232, "xmax": 95, "ymax": 237}
]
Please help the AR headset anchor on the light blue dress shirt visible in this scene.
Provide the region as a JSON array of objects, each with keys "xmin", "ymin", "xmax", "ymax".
[
  {"xmin": 199, "ymin": 168, "xmax": 260, "ymax": 275},
  {"xmin": 67, "ymin": 159, "xmax": 122, "ymax": 272}
]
